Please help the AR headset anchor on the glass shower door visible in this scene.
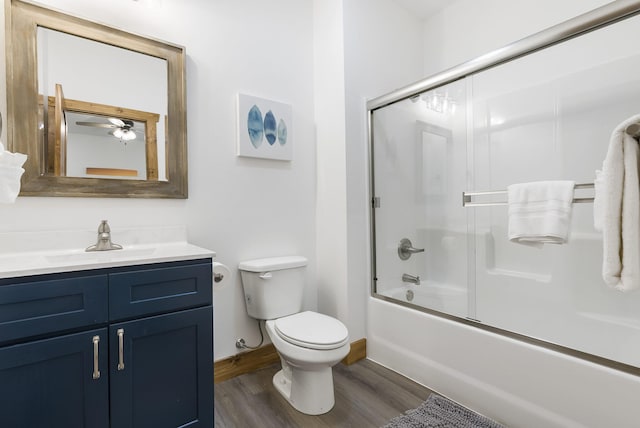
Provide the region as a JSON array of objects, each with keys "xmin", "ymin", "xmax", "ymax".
[
  {"xmin": 469, "ymin": 12, "xmax": 640, "ymax": 367},
  {"xmin": 371, "ymin": 79, "xmax": 470, "ymax": 318}
]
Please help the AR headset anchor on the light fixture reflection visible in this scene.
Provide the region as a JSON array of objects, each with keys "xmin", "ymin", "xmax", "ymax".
[
  {"xmin": 121, "ymin": 129, "xmax": 136, "ymax": 141},
  {"xmin": 421, "ymin": 91, "xmax": 457, "ymax": 115},
  {"xmin": 112, "ymin": 125, "xmax": 136, "ymax": 141}
]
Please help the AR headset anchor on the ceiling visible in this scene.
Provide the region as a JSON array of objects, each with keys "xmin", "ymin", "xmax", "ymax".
[{"xmin": 393, "ymin": 0, "xmax": 451, "ymax": 20}]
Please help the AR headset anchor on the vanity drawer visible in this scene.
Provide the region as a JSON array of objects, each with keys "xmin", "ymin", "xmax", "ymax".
[
  {"xmin": 0, "ymin": 274, "xmax": 108, "ymax": 345},
  {"xmin": 109, "ymin": 261, "xmax": 212, "ymax": 321}
]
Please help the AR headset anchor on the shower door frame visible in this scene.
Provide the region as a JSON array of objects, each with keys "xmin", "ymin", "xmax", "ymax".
[{"xmin": 367, "ymin": 0, "xmax": 640, "ymax": 377}]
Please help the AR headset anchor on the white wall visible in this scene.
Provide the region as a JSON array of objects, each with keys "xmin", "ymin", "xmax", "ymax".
[
  {"xmin": 313, "ymin": 0, "xmax": 349, "ymax": 332},
  {"xmin": 422, "ymin": 0, "xmax": 614, "ymax": 76},
  {"xmin": 340, "ymin": 0, "xmax": 425, "ymax": 342},
  {"xmin": 0, "ymin": 0, "xmax": 317, "ymax": 362},
  {"xmin": 184, "ymin": 0, "xmax": 317, "ymax": 361}
]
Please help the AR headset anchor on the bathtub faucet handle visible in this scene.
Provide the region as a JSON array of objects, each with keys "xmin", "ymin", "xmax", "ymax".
[{"xmin": 398, "ymin": 238, "xmax": 425, "ymax": 260}]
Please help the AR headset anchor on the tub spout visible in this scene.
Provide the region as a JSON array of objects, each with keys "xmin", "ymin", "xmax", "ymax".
[{"xmin": 402, "ymin": 273, "xmax": 420, "ymax": 285}]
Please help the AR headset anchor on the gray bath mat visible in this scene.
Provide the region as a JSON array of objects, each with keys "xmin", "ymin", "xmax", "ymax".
[{"xmin": 382, "ymin": 393, "xmax": 506, "ymax": 428}]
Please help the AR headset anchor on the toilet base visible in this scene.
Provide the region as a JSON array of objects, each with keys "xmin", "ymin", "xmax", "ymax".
[{"xmin": 272, "ymin": 364, "xmax": 336, "ymax": 415}]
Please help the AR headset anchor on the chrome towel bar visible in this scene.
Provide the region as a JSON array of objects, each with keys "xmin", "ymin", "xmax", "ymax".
[{"xmin": 462, "ymin": 182, "xmax": 594, "ymax": 207}]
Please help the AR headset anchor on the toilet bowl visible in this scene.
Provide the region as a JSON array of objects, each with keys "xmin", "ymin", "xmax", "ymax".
[
  {"xmin": 238, "ymin": 256, "xmax": 350, "ymax": 415},
  {"xmin": 266, "ymin": 311, "xmax": 349, "ymax": 415}
]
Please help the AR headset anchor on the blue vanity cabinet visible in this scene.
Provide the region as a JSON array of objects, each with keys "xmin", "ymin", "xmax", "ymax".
[
  {"xmin": 0, "ymin": 273, "xmax": 110, "ymax": 428},
  {"xmin": 108, "ymin": 261, "xmax": 214, "ymax": 428},
  {"xmin": 109, "ymin": 307, "xmax": 213, "ymax": 428},
  {"xmin": 0, "ymin": 258, "xmax": 213, "ymax": 428},
  {"xmin": 0, "ymin": 328, "xmax": 109, "ymax": 428}
]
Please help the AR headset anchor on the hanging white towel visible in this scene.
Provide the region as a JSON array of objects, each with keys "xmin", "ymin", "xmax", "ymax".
[
  {"xmin": 0, "ymin": 141, "xmax": 27, "ymax": 204},
  {"xmin": 593, "ymin": 114, "xmax": 640, "ymax": 292},
  {"xmin": 507, "ymin": 180, "xmax": 575, "ymax": 247}
]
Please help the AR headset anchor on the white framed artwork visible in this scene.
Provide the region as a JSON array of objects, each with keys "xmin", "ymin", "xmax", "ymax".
[{"xmin": 237, "ymin": 93, "xmax": 292, "ymax": 161}]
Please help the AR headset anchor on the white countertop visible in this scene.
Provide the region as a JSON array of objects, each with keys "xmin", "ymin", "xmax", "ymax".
[
  {"xmin": 0, "ymin": 226, "xmax": 215, "ymax": 279},
  {"xmin": 0, "ymin": 242, "xmax": 215, "ymax": 279}
]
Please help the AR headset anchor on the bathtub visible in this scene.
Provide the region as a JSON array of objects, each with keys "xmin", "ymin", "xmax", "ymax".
[
  {"xmin": 367, "ymin": 296, "xmax": 640, "ymax": 427},
  {"xmin": 380, "ymin": 282, "xmax": 467, "ymax": 316}
]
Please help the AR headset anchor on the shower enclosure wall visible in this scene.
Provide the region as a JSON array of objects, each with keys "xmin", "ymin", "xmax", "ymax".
[{"xmin": 369, "ymin": 4, "xmax": 640, "ymax": 372}]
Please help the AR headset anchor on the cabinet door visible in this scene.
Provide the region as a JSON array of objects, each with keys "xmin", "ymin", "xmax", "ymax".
[
  {"xmin": 0, "ymin": 274, "xmax": 108, "ymax": 345},
  {"xmin": 109, "ymin": 306, "xmax": 213, "ymax": 428},
  {"xmin": 109, "ymin": 261, "xmax": 212, "ymax": 322},
  {"xmin": 0, "ymin": 328, "xmax": 109, "ymax": 428}
]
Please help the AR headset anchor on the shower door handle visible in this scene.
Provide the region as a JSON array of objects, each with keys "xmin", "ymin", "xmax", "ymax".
[{"xmin": 398, "ymin": 238, "xmax": 424, "ymax": 260}]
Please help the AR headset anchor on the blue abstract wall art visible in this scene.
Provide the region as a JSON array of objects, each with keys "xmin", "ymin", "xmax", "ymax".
[
  {"xmin": 247, "ymin": 105, "xmax": 264, "ymax": 148},
  {"xmin": 277, "ymin": 119, "xmax": 287, "ymax": 146},
  {"xmin": 237, "ymin": 93, "xmax": 293, "ymax": 160},
  {"xmin": 263, "ymin": 111, "xmax": 277, "ymax": 145}
]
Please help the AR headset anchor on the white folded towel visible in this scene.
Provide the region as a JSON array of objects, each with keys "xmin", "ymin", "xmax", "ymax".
[
  {"xmin": 0, "ymin": 141, "xmax": 27, "ymax": 204},
  {"xmin": 507, "ymin": 180, "xmax": 576, "ymax": 247},
  {"xmin": 593, "ymin": 114, "xmax": 640, "ymax": 292}
]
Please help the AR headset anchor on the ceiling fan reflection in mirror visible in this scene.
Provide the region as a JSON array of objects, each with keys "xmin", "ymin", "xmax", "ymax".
[{"xmin": 75, "ymin": 117, "xmax": 143, "ymax": 141}]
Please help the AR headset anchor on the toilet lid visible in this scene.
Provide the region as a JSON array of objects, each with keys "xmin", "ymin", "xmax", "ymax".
[{"xmin": 274, "ymin": 311, "xmax": 349, "ymax": 350}]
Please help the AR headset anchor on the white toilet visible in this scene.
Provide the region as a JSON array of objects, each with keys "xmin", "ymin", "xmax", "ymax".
[{"xmin": 238, "ymin": 256, "xmax": 350, "ymax": 415}]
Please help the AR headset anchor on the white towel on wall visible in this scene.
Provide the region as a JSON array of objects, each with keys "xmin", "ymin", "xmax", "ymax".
[
  {"xmin": 594, "ymin": 114, "xmax": 640, "ymax": 292},
  {"xmin": 507, "ymin": 180, "xmax": 575, "ymax": 247},
  {"xmin": 0, "ymin": 142, "xmax": 27, "ymax": 204}
]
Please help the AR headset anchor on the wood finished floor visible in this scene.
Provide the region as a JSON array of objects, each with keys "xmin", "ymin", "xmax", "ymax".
[{"xmin": 214, "ymin": 359, "xmax": 433, "ymax": 427}]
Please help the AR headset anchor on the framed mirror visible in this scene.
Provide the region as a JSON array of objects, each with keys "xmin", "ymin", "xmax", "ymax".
[{"xmin": 5, "ymin": 0, "xmax": 187, "ymax": 198}]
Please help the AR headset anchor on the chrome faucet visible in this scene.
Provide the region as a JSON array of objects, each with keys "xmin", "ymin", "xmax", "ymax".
[
  {"xmin": 402, "ymin": 273, "xmax": 420, "ymax": 285},
  {"xmin": 86, "ymin": 220, "xmax": 123, "ymax": 252}
]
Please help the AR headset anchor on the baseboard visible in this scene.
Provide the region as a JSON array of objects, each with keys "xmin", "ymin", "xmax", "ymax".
[
  {"xmin": 214, "ymin": 344, "xmax": 280, "ymax": 384},
  {"xmin": 342, "ymin": 338, "xmax": 367, "ymax": 365},
  {"xmin": 214, "ymin": 338, "xmax": 367, "ymax": 383}
]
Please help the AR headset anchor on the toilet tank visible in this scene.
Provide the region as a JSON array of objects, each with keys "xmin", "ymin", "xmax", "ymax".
[{"xmin": 238, "ymin": 256, "xmax": 307, "ymax": 320}]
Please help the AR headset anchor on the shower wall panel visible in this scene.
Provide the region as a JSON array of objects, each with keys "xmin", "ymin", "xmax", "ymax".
[{"xmin": 472, "ymin": 13, "xmax": 640, "ymax": 367}]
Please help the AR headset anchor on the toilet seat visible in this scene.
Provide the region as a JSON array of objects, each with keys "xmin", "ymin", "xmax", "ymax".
[{"xmin": 274, "ymin": 311, "xmax": 349, "ymax": 350}]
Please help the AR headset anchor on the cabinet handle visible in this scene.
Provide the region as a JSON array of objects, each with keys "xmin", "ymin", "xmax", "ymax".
[
  {"xmin": 117, "ymin": 328, "xmax": 125, "ymax": 371},
  {"xmin": 92, "ymin": 335, "xmax": 101, "ymax": 380}
]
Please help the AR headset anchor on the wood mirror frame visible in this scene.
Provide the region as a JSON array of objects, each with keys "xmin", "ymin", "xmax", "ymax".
[{"xmin": 5, "ymin": 0, "xmax": 187, "ymax": 198}]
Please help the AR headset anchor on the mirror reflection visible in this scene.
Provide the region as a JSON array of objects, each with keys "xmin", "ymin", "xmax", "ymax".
[
  {"xmin": 7, "ymin": 0, "xmax": 187, "ymax": 198},
  {"xmin": 66, "ymin": 112, "xmax": 148, "ymax": 180},
  {"xmin": 37, "ymin": 27, "xmax": 167, "ymax": 181}
]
